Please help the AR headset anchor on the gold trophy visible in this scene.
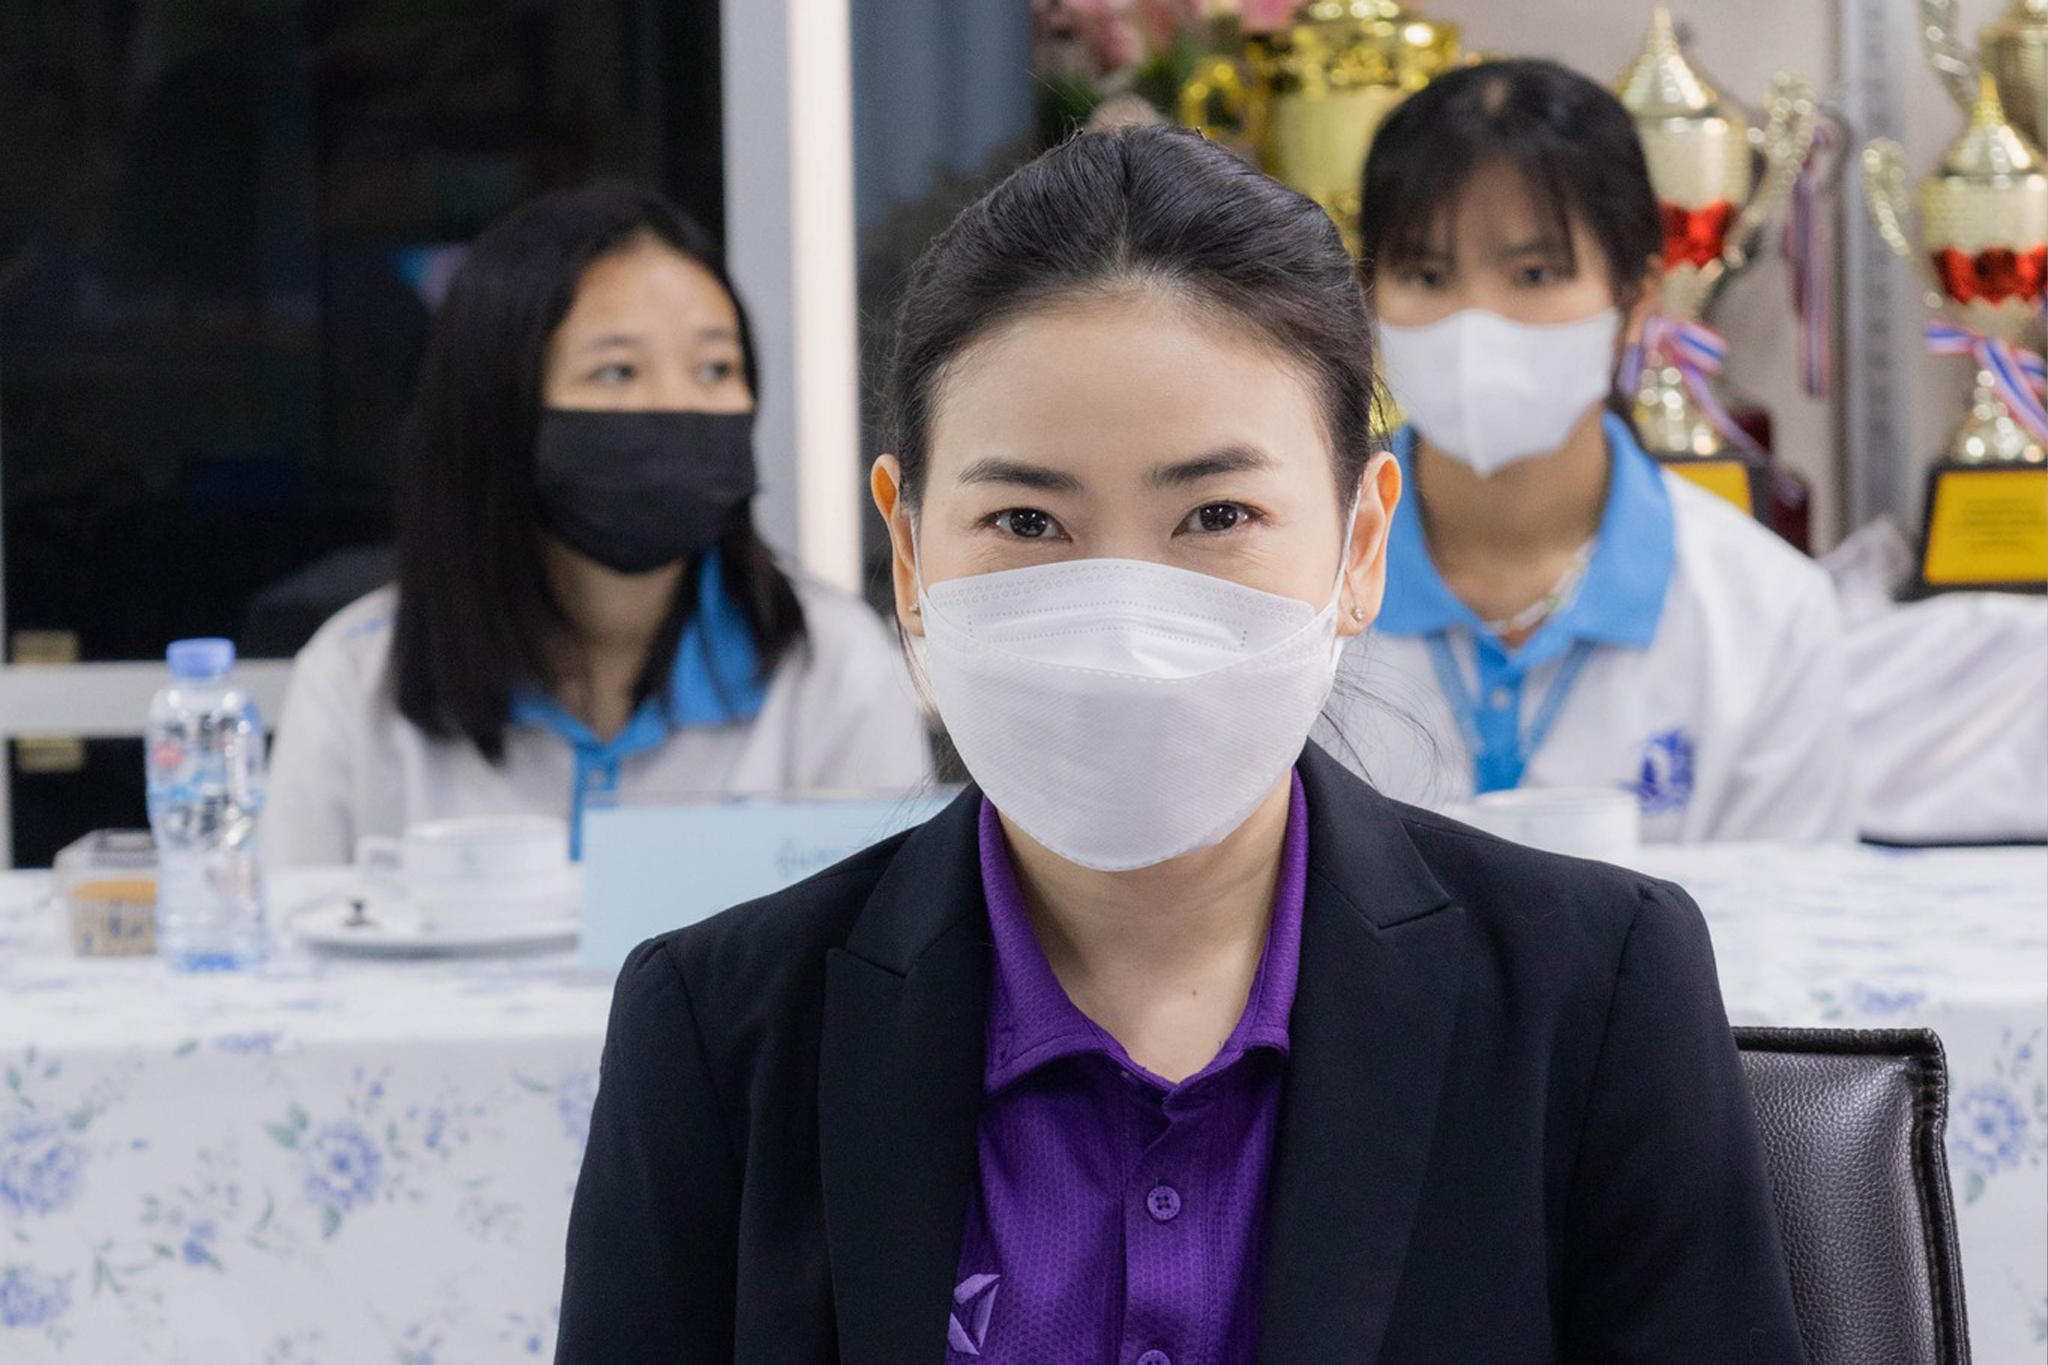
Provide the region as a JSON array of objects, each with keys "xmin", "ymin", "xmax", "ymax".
[
  {"xmin": 1919, "ymin": 0, "xmax": 2047, "ymax": 150},
  {"xmin": 1178, "ymin": 0, "xmax": 1460, "ymax": 252},
  {"xmin": 1864, "ymin": 76, "xmax": 2048, "ymax": 590},
  {"xmin": 1612, "ymin": 7, "xmax": 1820, "ymax": 511}
]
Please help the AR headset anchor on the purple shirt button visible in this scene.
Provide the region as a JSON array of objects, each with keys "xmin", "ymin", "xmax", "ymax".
[
  {"xmin": 1136, "ymin": 1353, "xmax": 1171, "ymax": 1365},
  {"xmin": 1145, "ymin": 1184, "xmax": 1182, "ymax": 1223}
]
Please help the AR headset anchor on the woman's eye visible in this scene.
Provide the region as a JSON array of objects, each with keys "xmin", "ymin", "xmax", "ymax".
[
  {"xmin": 696, "ymin": 360, "xmax": 740, "ymax": 386},
  {"xmin": 1402, "ymin": 266, "xmax": 1447, "ymax": 290},
  {"xmin": 589, "ymin": 362, "xmax": 636, "ymax": 384},
  {"xmin": 1515, "ymin": 264, "xmax": 1560, "ymax": 287},
  {"xmin": 992, "ymin": 508, "xmax": 1060, "ymax": 540},
  {"xmin": 1180, "ymin": 502, "xmax": 1254, "ymax": 535}
]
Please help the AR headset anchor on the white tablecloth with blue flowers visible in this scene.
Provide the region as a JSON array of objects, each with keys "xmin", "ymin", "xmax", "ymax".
[
  {"xmin": 1, "ymin": 847, "xmax": 2043, "ymax": 1364},
  {"xmin": 1633, "ymin": 844, "xmax": 2048, "ymax": 1362}
]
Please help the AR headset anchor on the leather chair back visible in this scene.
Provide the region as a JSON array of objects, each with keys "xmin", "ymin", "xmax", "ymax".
[{"xmin": 1735, "ymin": 1027, "xmax": 1971, "ymax": 1365}]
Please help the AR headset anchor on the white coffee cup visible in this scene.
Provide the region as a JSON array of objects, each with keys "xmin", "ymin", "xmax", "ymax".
[
  {"xmin": 1457, "ymin": 787, "xmax": 1641, "ymax": 864},
  {"xmin": 354, "ymin": 815, "xmax": 577, "ymax": 933}
]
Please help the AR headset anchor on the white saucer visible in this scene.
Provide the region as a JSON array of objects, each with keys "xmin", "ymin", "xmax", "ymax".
[{"xmin": 291, "ymin": 897, "xmax": 579, "ymax": 959}]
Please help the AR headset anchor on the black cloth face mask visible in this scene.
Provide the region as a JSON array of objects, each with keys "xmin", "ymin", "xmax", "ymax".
[{"xmin": 533, "ymin": 409, "xmax": 759, "ymax": 575}]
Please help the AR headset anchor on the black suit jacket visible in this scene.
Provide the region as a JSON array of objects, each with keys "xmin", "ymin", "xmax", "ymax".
[{"xmin": 555, "ymin": 745, "xmax": 1803, "ymax": 1363}]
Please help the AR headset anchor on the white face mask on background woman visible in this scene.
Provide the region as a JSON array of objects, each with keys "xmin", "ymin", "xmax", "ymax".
[
  {"xmin": 914, "ymin": 527, "xmax": 1354, "ymax": 873},
  {"xmin": 1377, "ymin": 307, "xmax": 1620, "ymax": 477}
]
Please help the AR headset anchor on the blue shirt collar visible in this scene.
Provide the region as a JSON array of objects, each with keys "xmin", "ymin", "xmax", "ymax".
[
  {"xmin": 1377, "ymin": 411, "xmax": 1674, "ymax": 664},
  {"xmin": 507, "ymin": 548, "xmax": 767, "ymax": 758}
]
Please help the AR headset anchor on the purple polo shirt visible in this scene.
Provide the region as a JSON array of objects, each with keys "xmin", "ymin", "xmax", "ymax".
[{"xmin": 948, "ymin": 773, "xmax": 1308, "ymax": 1365}]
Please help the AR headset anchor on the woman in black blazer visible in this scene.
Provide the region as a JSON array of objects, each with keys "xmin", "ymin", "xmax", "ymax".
[{"xmin": 557, "ymin": 125, "xmax": 1802, "ymax": 1364}]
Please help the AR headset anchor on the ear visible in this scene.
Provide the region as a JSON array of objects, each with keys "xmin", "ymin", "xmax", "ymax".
[
  {"xmin": 1338, "ymin": 451, "xmax": 1402, "ymax": 639},
  {"xmin": 870, "ymin": 454, "xmax": 925, "ymax": 638},
  {"xmin": 1622, "ymin": 254, "xmax": 1664, "ymax": 347}
]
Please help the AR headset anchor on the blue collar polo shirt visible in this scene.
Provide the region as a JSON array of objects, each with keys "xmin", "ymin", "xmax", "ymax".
[{"xmin": 1318, "ymin": 412, "xmax": 1855, "ymax": 843}]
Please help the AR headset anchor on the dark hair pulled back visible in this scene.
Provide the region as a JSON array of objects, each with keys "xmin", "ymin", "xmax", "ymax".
[
  {"xmin": 885, "ymin": 125, "xmax": 1380, "ymax": 508},
  {"xmin": 1361, "ymin": 58, "xmax": 1662, "ymax": 303}
]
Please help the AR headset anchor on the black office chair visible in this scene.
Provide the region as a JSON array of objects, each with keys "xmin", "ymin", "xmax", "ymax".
[{"xmin": 1735, "ymin": 1027, "xmax": 1972, "ymax": 1365}]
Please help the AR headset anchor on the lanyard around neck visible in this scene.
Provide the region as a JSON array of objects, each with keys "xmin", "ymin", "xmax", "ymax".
[{"xmin": 1425, "ymin": 633, "xmax": 1598, "ymax": 793}]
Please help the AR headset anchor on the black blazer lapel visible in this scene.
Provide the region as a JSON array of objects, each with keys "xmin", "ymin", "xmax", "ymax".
[
  {"xmin": 1260, "ymin": 746, "xmax": 1467, "ymax": 1363},
  {"xmin": 819, "ymin": 786, "xmax": 990, "ymax": 1365}
]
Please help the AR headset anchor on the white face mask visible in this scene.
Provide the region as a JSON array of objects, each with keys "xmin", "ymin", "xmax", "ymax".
[
  {"xmin": 1378, "ymin": 308, "xmax": 1621, "ymax": 477},
  {"xmin": 915, "ymin": 528, "xmax": 1355, "ymax": 873}
]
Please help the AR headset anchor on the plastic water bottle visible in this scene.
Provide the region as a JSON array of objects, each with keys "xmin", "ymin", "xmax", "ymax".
[{"xmin": 146, "ymin": 638, "xmax": 268, "ymax": 969}]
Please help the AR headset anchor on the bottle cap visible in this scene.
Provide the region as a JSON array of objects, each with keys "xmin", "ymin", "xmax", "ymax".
[{"xmin": 166, "ymin": 638, "xmax": 235, "ymax": 679}]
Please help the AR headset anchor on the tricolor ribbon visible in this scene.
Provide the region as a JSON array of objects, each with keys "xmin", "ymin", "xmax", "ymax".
[
  {"xmin": 1625, "ymin": 313, "xmax": 1763, "ymax": 454},
  {"xmin": 1926, "ymin": 319, "xmax": 2048, "ymax": 444},
  {"xmin": 1785, "ymin": 122, "xmax": 1839, "ymax": 399}
]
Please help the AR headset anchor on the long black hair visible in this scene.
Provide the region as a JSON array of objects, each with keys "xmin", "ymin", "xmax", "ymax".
[
  {"xmin": 1360, "ymin": 59, "xmax": 1663, "ymax": 304},
  {"xmin": 390, "ymin": 181, "xmax": 805, "ymax": 762},
  {"xmin": 885, "ymin": 124, "xmax": 1381, "ymax": 509}
]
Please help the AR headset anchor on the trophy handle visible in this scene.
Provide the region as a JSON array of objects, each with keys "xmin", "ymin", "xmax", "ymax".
[
  {"xmin": 1723, "ymin": 72, "xmax": 1821, "ymax": 271},
  {"xmin": 1179, "ymin": 53, "xmax": 1254, "ymax": 145},
  {"xmin": 1916, "ymin": 0, "xmax": 1984, "ymax": 115},
  {"xmin": 1859, "ymin": 139, "xmax": 1918, "ymax": 262}
]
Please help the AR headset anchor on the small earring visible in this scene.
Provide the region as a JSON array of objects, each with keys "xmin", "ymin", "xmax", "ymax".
[
  {"xmin": 1350, "ymin": 605, "xmax": 1364, "ymax": 622},
  {"xmin": 910, "ymin": 603, "xmax": 922, "ymax": 616}
]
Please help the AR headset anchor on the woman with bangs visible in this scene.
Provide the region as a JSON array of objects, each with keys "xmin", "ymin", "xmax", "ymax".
[{"xmin": 1325, "ymin": 59, "xmax": 1854, "ymax": 842}]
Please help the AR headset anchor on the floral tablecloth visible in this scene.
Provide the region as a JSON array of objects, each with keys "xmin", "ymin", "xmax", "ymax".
[
  {"xmin": 1, "ymin": 847, "xmax": 2042, "ymax": 1363},
  {"xmin": 0, "ymin": 871, "xmax": 608, "ymax": 1364},
  {"xmin": 1633, "ymin": 843, "xmax": 2048, "ymax": 1362}
]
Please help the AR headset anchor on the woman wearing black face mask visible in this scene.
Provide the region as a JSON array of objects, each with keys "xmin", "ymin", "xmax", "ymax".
[{"xmin": 266, "ymin": 183, "xmax": 933, "ymax": 864}]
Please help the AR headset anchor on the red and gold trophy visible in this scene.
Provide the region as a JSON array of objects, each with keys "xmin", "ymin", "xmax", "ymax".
[
  {"xmin": 1919, "ymin": 0, "xmax": 2047, "ymax": 150},
  {"xmin": 1178, "ymin": 0, "xmax": 1461, "ymax": 253},
  {"xmin": 1865, "ymin": 76, "xmax": 2048, "ymax": 592},
  {"xmin": 1612, "ymin": 8, "xmax": 1820, "ymax": 516}
]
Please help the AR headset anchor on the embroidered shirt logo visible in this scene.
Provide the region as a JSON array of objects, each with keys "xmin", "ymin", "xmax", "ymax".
[
  {"xmin": 947, "ymin": 1273, "xmax": 1000, "ymax": 1356},
  {"xmin": 1630, "ymin": 727, "xmax": 1697, "ymax": 815}
]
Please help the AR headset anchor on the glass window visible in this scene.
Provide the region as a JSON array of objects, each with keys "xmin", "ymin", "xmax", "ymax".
[
  {"xmin": 850, "ymin": 0, "xmax": 1037, "ymax": 603},
  {"xmin": 1, "ymin": 0, "xmax": 723, "ymax": 865}
]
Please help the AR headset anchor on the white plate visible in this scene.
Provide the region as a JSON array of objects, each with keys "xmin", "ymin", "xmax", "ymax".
[{"xmin": 290, "ymin": 897, "xmax": 579, "ymax": 959}]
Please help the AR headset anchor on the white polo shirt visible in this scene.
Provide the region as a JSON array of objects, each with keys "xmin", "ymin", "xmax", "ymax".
[
  {"xmin": 1319, "ymin": 414, "xmax": 1854, "ymax": 843},
  {"xmin": 264, "ymin": 555, "xmax": 935, "ymax": 866}
]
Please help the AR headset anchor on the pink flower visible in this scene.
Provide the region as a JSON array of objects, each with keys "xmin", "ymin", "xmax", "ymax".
[
  {"xmin": 1090, "ymin": 14, "xmax": 1145, "ymax": 69},
  {"xmin": 1135, "ymin": 0, "xmax": 1205, "ymax": 48},
  {"xmin": 1240, "ymin": 0, "xmax": 1302, "ymax": 31},
  {"xmin": 1036, "ymin": 0, "xmax": 1146, "ymax": 74}
]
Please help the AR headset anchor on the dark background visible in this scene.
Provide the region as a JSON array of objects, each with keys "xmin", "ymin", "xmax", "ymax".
[
  {"xmin": 2, "ymin": 0, "xmax": 1040, "ymax": 866},
  {"xmin": 1, "ymin": 0, "xmax": 725, "ymax": 864}
]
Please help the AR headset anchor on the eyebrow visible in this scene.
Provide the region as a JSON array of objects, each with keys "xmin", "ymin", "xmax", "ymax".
[
  {"xmin": 1495, "ymin": 238, "xmax": 1570, "ymax": 260},
  {"xmin": 572, "ymin": 333, "xmax": 644, "ymax": 355},
  {"xmin": 1148, "ymin": 445, "xmax": 1274, "ymax": 488},
  {"xmin": 953, "ymin": 446, "xmax": 1275, "ymax": 495},
  {"xmin": 955, "ymin": 457, "xmax": 1085, "ymax": 493},
  {"xmin": 571, "ymin": 326, "xmax": 737, "ymax": 355}
]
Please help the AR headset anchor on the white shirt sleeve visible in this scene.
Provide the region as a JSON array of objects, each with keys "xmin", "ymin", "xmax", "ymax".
[
  {"xmin": 781, "ymin": 586, "xmax": 936, "ymax": 795},
  {"xmin": 1696, "ymin": 568, "xmax": 1856, "ymax": 842},
  {"xmin": 263, "ymin": 607, "xmax": 381, "ymax": 868}
]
